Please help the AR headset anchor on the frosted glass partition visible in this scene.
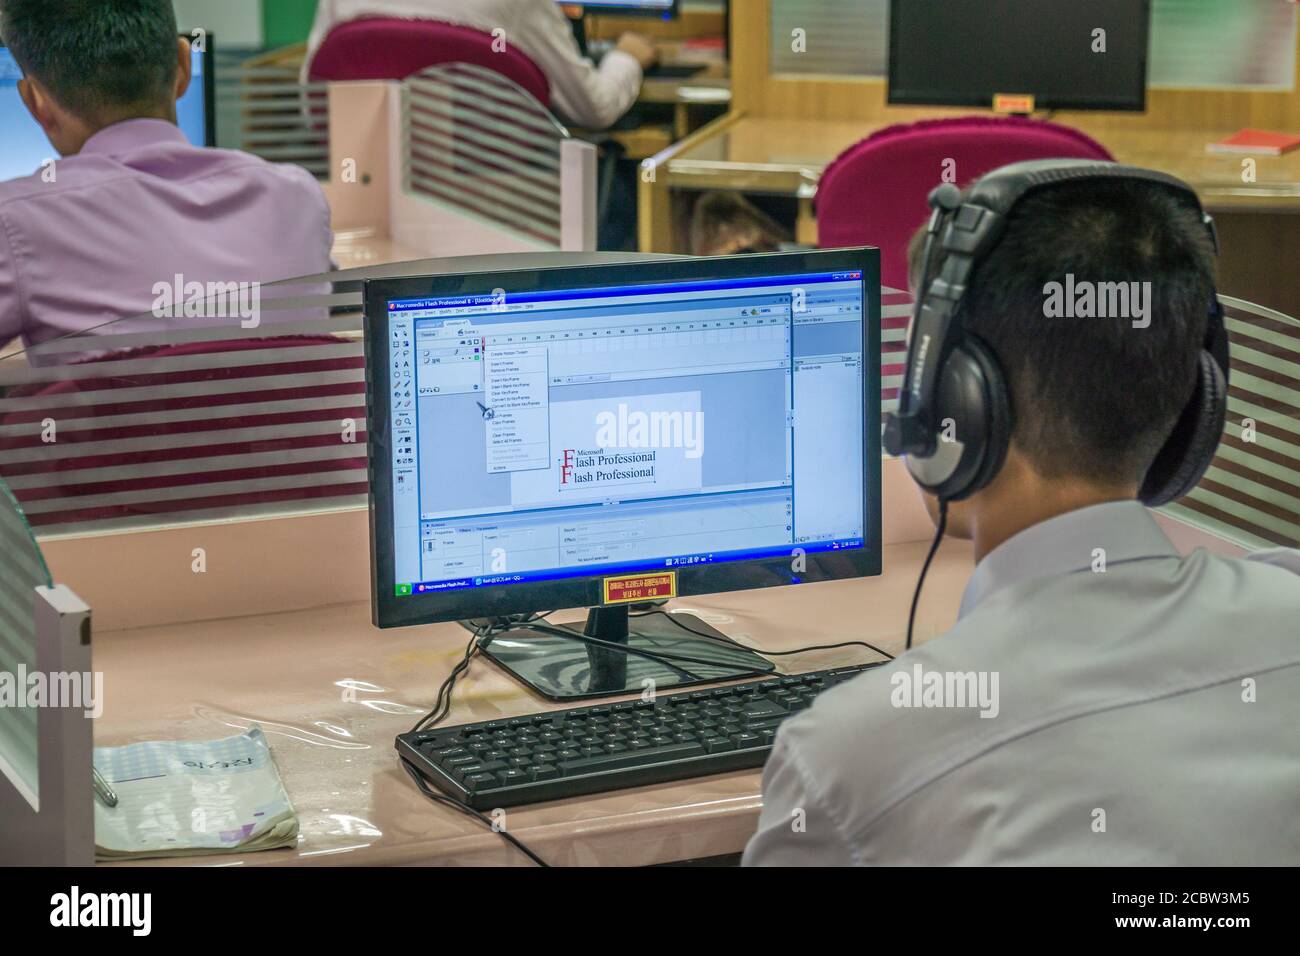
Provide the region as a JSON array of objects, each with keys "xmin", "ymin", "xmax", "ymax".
[
  {"xmin": 768, "ymin": 0, "xmax": 1297, "ymax": 89},
  {"xmin": 0, "ymin": 254, "xmax": 665, "ymax": 538},
  {"xmin": 0, "ymin": 475, "xmax": 52, "ymax": 803},
  {"xmin": 235, "ymin": 58, "xmax": 330, "ymax": 180},
  {"xmin": 1163, "ymin": 298, "xmax": 1300, "ymax": 549},
  {"xmin": 880, "ymin": 284, "xmax": 911, "ymax": 417},
  {"xmin": 769, "ymin": 0, "xmax": 888, "ymax": 77},
  {"xmin": 1149, "ymin": 0, "xmax": 1296, "ymax": 90},
  {"xmin": 0, "ymin": 272, "xmax": 364, "ymax": 537},
  {"xmin": 404, "ymin": 63, "xmax": 574, "ymax": 247}
]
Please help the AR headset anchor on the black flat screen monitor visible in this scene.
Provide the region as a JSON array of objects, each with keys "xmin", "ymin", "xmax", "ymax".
[
  {"xmin": 888, "ymin": 0, "xmax": 1150, "ymax": 112},
  {"xmin": 366, "ymin": 250, "xmax": 882, "ymax": 699}
]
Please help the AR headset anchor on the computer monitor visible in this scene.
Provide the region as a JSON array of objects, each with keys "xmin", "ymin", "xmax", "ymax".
[
  {"xmin": 366, "ymin": 250, "xmax": 882, "ymax": 700},
  {"xmin": 565, "ymin": 0, "xmax": 677, "ymax": 18},
  {"xmin": 887, "ymin": 0, "xmax": 1149, "ymax": 113},
  {"xmin": 0, "ymin": 35, "xmax": 215, "ymax": 184}
]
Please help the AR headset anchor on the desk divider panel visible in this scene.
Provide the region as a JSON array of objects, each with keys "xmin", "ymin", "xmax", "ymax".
[
  {"xmin": 0, "ymin": 477, "xmax": 92, "ymax": 865},
  {"xmin": 235, "ymin": 59, "xmax": 330, "ymax": 180},
  {"xmin": 403, "ymin": 63, "xmax": 596, "ymax": 252},
  {"xmin": 0, "ymin": 276, "xmax": 367, "ymax": 537},
  {"xmin": 0, "ymin": 478, "xmax": 51, "ymax": 802},
  {"xmin": 1164, "ymin": 297, "xmax": 1300, "ymax": 548}
]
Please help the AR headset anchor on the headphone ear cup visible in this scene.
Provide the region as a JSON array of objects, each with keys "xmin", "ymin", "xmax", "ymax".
[
  {"xmin": 951, "ymin": 336, "xmax": 1013, "ymax": 501},
  {"xmin": 1139, "ymin": 349, "xmax": 1227, "ymax": 506},
  {"xmin": 905, "ymin": 336, "xmax": 1012, "ymax": 501}
]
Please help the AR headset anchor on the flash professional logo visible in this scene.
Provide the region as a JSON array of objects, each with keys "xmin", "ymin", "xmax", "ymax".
[{"xmin": 50, "ymin": 886, "xmax": 151, "ymax": 936}]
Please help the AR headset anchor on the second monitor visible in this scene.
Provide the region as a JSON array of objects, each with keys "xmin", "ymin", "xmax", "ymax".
[{"xmin": 366, "ymin": 250, "xmax": 881, "ymax": 699}]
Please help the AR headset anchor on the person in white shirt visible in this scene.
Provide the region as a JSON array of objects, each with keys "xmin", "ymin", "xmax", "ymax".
[
  {"xmin": 305, "ymin": 0, "xmax": 656, "ymax": 129},
  {"xmin": 744, "ymin": 170, "xmax": 1300, "ymax": 866}
]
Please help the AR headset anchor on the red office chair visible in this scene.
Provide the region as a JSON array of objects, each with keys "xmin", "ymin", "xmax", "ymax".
[
  {"xmin": 815, "ymin": 116, "xmax": 1115, "ymax": 292},
  {"xmin": 307, "ymin": 17, "xmax": 551, "ymax": 107},
  {"xmin": 815, "ymin": 116, "xmax": 1113, "ymax": 414}
]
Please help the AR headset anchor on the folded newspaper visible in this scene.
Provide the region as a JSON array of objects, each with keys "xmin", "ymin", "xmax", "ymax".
[{"xmin": 94, "ymin": 726, "xmax": 299, "ymax": 860}]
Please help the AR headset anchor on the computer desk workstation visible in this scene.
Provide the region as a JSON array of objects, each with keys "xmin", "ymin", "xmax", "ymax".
[{"xmin": 14, "ymin": 242, "xmax": 1252, "ymax": 867}]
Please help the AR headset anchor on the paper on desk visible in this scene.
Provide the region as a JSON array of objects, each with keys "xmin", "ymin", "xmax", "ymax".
[{"xmin": 94, "ymin": 726, "xmax": 299, "ymax": 860}]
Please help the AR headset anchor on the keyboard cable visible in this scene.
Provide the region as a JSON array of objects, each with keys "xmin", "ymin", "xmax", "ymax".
[{"xmin": 403, "ymin": 622, "xmax": 550, "ymax": 866}]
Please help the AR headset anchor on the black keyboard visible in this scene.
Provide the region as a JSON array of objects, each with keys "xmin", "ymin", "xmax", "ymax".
[{"xmin": 396, "ymin": 663, "xmax": 881, "ymax": 810}]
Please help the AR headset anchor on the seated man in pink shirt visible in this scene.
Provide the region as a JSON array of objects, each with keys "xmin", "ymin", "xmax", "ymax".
[{"xmin": 0, "ymin": 0, "xmax": 334, "ymax": 363}]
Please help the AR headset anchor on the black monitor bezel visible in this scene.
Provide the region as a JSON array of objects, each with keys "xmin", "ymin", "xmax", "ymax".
[
  {"xmin": 192, "ymin": 33, "xmax": 217, "ymax": 149},
  {"xmin": 886, "ymin": 0, "xmax": 1150, "ymax": 113},
  {"xmin": 365, "ymin": 249, "xmax": 883, "ymax": 630}
]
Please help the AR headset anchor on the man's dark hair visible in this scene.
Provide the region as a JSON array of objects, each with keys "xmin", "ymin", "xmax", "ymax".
[
  {"xmin": 908, "ymin": 178, "xmax": 1217, "ymax": 487},
  {"xmin": 0, "ymin": 0, "xmax": 179, "ymax": 124}
]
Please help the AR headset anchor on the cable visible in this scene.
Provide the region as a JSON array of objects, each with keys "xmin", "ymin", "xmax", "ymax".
[
  {"xmin": 906, "ymin": 499, "xmax": 948, "ymax": 651},
  {"xmin": 410, "ymin": 625, "xmax": 484, "ymax": 734},
  {"xmin": 401, "ymin": 759, "xmax": 549, "ymax": 867},
  {"xmin": 488, "ymin": 617, "xmax": 773, "ymax": 681},
  {"xmin": 634, "ymin": 607, "xmax": 894, "ymax": 662}
]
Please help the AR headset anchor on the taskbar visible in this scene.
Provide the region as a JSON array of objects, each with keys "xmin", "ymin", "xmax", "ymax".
[{"xmin": 394, "ymin": 537, "xmax": 866, "ymax": 596}]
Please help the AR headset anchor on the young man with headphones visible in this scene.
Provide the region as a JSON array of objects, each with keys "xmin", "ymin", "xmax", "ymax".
[{"xmin": 743, "ymin": 160, "xmax": 1300, "ymax": 866}]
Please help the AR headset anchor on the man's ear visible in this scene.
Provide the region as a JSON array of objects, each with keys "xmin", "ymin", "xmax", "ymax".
[
  {"xmin": 174, "ymin": 36, "xmax": 193, "ymax": 100},
  {"xmin": 17, "ymin": 76, "xmax": 58, "ymax": 135}
]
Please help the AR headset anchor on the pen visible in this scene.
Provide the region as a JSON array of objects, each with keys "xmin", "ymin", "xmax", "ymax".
[{"xmin": 92, "ymin": 765, "xmax": 118, "ymax": 808}]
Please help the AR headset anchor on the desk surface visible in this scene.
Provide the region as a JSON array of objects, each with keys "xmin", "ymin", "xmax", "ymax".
[
  {"xmin": 98, "ymin": 537, "xmax": 972, "ymax": 867},
  {"xmin": 664, "ymin": 117, "xmax": 1300, "ymax": 210}
]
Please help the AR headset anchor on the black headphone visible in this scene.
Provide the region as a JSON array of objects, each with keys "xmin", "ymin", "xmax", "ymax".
[{"xmin": 881, "ymin": 159, "xmax": 1229, "ymax": 506}]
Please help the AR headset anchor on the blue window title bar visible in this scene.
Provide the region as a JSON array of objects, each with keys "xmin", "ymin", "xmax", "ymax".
[{"xmin": 387, "ymin": 271, "xmax": 863, "ymax": 312}]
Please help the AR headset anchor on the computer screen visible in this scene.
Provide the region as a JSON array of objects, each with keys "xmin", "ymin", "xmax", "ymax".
[
  {"xmin": 366, "ymin": 251, "xmax": 881, "ymax": 632},
  {"xmin": 888, "ymin": 0, "xmax": 1150, "ymax": 112},
  {"xmin": 563, "ymin": 0, "xmax": 677, "ymax": 17},
  {"xmin": 0, "ymin": 37, "xmax": 214, "ymax": 184}
]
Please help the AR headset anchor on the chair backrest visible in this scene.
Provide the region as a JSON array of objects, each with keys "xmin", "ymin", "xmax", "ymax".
[
  {"xmin": 308, "ymin": 17, "xmax": 551, "ymax": 107},
  {"xmin": 815, "ymin": 116, "xmax": 1115, "ymax": 291}
]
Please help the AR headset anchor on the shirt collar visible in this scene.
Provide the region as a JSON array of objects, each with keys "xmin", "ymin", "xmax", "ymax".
[
  {"xmin": 958, "ymin": 500, "xmax": 1180, "ymax": 619},
  {"xmin": 79, "ymin": 118, "xmax": 189, "ymax": 157}
]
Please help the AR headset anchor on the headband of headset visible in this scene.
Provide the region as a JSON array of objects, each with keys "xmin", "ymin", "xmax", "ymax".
[{"xmin": 882, "ymin": 159, "xmax": 1222, "ymax": 461}]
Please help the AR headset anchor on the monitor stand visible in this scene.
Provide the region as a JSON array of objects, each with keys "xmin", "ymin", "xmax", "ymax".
[{"xmin": 472, "ymin": 605, "xmax": 775, "ymax": 701}]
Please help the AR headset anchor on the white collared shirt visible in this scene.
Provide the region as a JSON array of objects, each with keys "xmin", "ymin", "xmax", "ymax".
[
  {"xmin": 304, "ymin": 0, "xmax": 643, "ymax": 129},
  {"xmin": 743, "ymin": 501, "xmax": 1300, "ymax": 865}
]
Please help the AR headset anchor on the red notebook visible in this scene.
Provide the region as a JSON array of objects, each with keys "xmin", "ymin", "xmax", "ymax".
[{"xmin": 1207, "ymin": 128, "xmax": 1300, "ymax": 157}]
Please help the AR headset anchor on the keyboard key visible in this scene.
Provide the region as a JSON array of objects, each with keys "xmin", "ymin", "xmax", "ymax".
[
  {"xmin": 463, "ymin": 772, "xmax": 498, "ymax": 791},
  {"xmin": 742, "ymin": 700, "xmax": 788, "ymax": 720}
]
